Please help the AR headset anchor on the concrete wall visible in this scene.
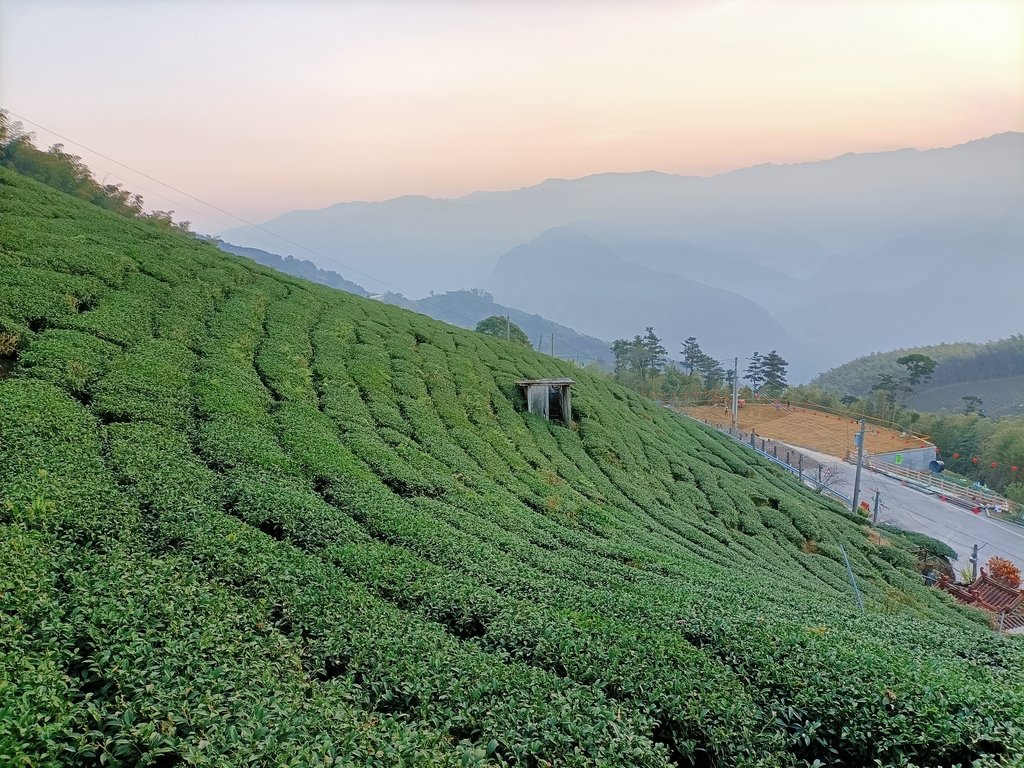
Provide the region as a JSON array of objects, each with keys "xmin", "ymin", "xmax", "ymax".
[{"xmin": 871, "ymin": 446, "xmax": 937, "ymax": 472}]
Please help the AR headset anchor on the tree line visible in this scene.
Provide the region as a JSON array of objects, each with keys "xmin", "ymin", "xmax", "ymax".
[
  {"xmin": 0, "ymin": 109, "xmax": 191, "ymax": 232},
  {"xmin": 608, "ymin": 328, "xmax": 789, "ymax": 400},
  {"xmin": 811, "ymin": 336, "xmax": 1024, "ymax": 397}
]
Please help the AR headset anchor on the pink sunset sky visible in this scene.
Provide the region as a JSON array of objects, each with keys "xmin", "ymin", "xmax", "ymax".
[{"xmin": 2, "ymin": 0, "xmax": 1022, "ymax": 234}]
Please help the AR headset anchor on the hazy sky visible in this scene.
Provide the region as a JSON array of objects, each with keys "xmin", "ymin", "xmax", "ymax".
[{"xmin": 2, "ymin": 0, "xmax": 1022, "ymax": 233}]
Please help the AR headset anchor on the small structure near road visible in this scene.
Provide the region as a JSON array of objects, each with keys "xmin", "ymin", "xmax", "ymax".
[{"xmin": 517, "ymin": 378, "xmax": 573, "ymax": 423}]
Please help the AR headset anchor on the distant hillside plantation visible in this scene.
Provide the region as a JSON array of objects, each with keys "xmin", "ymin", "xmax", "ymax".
[
  {"xmin": 907, "ymin": 376, "xmax": 1024, "ymax": 418},
  {"xmin": 4, "ymin": 167, "xmax": 1024, "ymax": 766},
  {"xmin": 811, "ymin": 342, "xmax": 989, "ymax": 395},
  {"xmin": 812, "ymin": 335, "xmax": 1024, "ymax": 415}
]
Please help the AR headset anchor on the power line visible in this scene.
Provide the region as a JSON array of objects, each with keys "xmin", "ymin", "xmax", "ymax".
[
  {"xmin": 4, "ymin": 111, "xmax": 672, "ymax": 366},
  {"xmin": 5, "ymin": 110, "xmax": 535, "ymax": 336},
  {"xmin": 6, "ymin": 110, "xmax": 413, "ymax": 297}
]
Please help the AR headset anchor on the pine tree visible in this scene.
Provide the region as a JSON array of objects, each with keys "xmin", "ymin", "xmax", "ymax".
[
  {"xmin": 696, "ymin": 353, "xmax": 725, "ymax": 390},
  {"xmin": 761, "ymin": 350, "xmax": 789, "ymax": 393},
  {"xmin": 681, "ymin": 337, "xmax": 703, "ymax": 375},
  {"xmin": 744, "ymin": 352, "xmax": 766, "ymax": 392}
]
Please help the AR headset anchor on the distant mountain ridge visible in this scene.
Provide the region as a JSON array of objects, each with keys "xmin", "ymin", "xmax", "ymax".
[
  {"xmin": 221, "ymin": 132, "xmax": 1024, "ymax": 376},
  {"xmin": 213, "ymin": 240, "xmax": 368, "ymax": 296},
  {"xmin": 380, "ymin": 288, "xmax": 617, "ymax": 367},
  {"xmin": 483, "ymin": 226, "xmax": 804, "ymax": 375}
]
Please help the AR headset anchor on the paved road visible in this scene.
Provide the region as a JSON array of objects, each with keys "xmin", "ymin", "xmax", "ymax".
[{"xmin": 794, "ymin": 446, "xmax": 1024, "ymax": 572}]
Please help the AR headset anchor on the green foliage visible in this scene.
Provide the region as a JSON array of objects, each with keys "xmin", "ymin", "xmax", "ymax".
[
  {"xmin": 913, "ymin": 411, "xmax": 1024, "ymax": 494},
  {"xmin": 612, "ymin": 326, "xmax": 667, "ymax": 396},
  {"xmin": 877, "ymin": 524, "xmax": 958, "ymax": 562},
  {"xmin": 2, "ymin": 166, "xmax": 1024, "ymax": 766},
  {"xmin": 0, "ymin": 109, "xmax": 191, "ymax": 231},
  {"xmin": 896, "ymin": 353, "xmax": 936, "ymax": 387},
  {"xmin": 812, "ymin": 337, "xmax": 1024, "ymax": 416},
  {"xmin": 743, "ymin": 350, "xmax": 789, "ymax": 395},
  {"xmin": 681, "ymin": 336, "xmax": 703, "ymax": 375},
  {"xmin": 474, "ymin": 314, "xmax": 530, "ymax": 345}
]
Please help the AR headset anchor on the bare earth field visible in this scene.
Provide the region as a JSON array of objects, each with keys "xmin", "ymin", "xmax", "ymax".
[{"xmin": 684, "ymin": 403, "xmax": 929, "ymax": 458}]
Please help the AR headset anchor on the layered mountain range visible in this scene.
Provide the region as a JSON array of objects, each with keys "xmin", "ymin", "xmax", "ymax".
[{"xmin": 222, "ymin": 132, "xmax": 1024, "ymax": 377}]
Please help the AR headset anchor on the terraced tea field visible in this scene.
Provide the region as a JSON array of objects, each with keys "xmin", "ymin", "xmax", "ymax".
[{"xmin": 2, "ymin": 167, "xmax": 1024, "ymax": 766}]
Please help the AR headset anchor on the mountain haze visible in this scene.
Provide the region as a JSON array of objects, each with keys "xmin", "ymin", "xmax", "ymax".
[
  {"xmin": 484, "ymin": 227, "xmax": 800, "ymax": 373},
  {"xmin": 380, "ymin": 287, "xmax": 617, "ymax": 367},
  {"xmin": 221, "ymin": 133, "xmax": 1024, "ymax": 376}
]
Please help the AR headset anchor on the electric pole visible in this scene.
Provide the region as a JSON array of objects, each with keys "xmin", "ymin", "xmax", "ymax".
[
  {"xmin": 506, "ymin": 315, "xmax": 510, "ymax": 341},
  {"xmin": 731, "ymin": 356, "xmax": 739, "ymax": 433},
  {"xmin": 851, "ymin": 418, "xmax": 867, "ymax": 515},
  {"xmin": 970, "ymin": 543, "xmax": 980, "ymax": 582},
  {"xmin": 550, "ymin": 333, "xmax": 555, "ymax": 357},
  {"xmin": 872, "ymin": 489, "xmax": 880, "ymax": 525}
]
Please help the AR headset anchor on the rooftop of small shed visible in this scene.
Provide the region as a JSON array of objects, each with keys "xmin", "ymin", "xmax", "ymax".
[{"xmin": 515, "ymin": 378, "xmax": 575, "ymax": 386}]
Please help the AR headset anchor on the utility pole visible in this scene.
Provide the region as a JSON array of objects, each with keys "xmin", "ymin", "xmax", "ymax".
[
  {"xmin": 505, "ymin": 315, "xmax": 510, "ymax": 342},
  {"xmin": 731, "ymin": 357, "xmax": 739, "ymax": 433},
  {"xmin": 872, "ymin": 489, "xmax": 880, "ymax": 525},
  {"xmin": 550, "ymin": 333, "xmax": 555, "ymax": 357},
  {"xmin": 970, "ymin": 543, "xmax": 980, "ymax": 582},
  {"xmin": 850, "ymin": 418, "xmax": 867, "ymax": 516}
]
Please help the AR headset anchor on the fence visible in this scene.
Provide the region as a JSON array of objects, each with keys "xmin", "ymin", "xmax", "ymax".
[
  {"xmin": 687, "ymin": 415, "xmax": 853, "ymax": 506},
  {"xmin": 864, "ymin": 457, "xmax": 1015, "ymax": 515}
]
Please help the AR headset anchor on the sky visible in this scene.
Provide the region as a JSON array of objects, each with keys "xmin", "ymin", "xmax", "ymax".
[{"xmin": 1, "ymin": 0, "xmax": 1022, "ymax": 234}]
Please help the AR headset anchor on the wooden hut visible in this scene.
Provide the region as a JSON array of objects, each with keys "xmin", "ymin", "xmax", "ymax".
[{"xmin": 516, "ymin": 378, "xmax": 573, "ymax": 423}]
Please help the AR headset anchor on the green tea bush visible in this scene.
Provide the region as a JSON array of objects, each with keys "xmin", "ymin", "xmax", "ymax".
[{"xmin": 3, "ymin": 166, "xmax": 1024, "ymax": 766}]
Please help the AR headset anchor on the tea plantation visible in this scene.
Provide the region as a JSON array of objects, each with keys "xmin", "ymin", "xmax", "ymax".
[{"xmin": 2, "ymin": 167, "xmax": 1023, "ymax": 767}]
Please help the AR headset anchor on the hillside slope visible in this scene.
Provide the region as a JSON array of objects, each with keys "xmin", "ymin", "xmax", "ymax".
[
  {"xmin": 380, "ymin": 288, "xmax": 617, "ymax": 368},
  {"xmin": 2, "ymin": 167, "xmax": 1024, "ymax": 767},
  {"xmin": 812, "ymin": 336, "xmax": 1024, "ymax": 416},
  {"xmin": 214, "ymin": 239, "xmax": 369, "ymax": 296}
]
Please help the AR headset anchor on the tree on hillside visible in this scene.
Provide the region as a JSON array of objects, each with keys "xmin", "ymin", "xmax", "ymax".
[
  {"xmin": 696, "ymin": 353, "xmax": 725, "ymax": 390},
  {"xmin": 870, "ymin": 353, "xmax": 936, "ymax": 423},
  {"xmin": 897, "ymin": 353, "xmax": 937, "ymax": 387},
  {"xmin": 475, "ymin": 315, "xmax": 530, "ymax": 345},
  {"xmin": 962, "ymin": 395, "xmax": 984, "ymax": 416},
  {"xmin": 611, "ymin": 327, "xmax": 667, "ymax": 396},
  {"xmin": 742, "ymin": 351, "xmax": 788, "ymax": 395},
  {"xmin": 643, "ymin": 327, "xmax": 667, "ymax": 375},
  {"xmin": 0, "ymin": 109, "xmax": 190, "ymax": 230},
  {"xmin": 681, "ymin": 337, "xmax": 703, "ymax": 375},
  {"xmin": 871, "ymin": 373, "xmax": 911, "ymax": 420},
  {"xmin": 744, "ymin": 352, "xmax": 766, "ymax": 392},
  {"xmin": 760, "ymin": 350, "xmax": 789, "ymax": 393},
  {"xmin": 660, "ymin": 365, "xmax": 702, "ymax": 401}
]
